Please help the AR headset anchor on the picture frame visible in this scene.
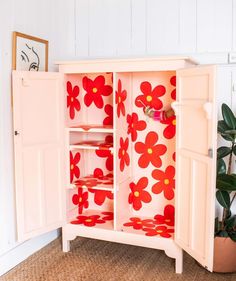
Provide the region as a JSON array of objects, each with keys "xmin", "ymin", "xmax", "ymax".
[{"xmin": 12, "ymin": 31, "xmax": 48, "ymax": 71}]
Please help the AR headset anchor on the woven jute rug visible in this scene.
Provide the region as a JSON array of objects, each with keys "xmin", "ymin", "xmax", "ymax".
[{"xmin": 1, "ymin": 237, "xmax": 236, "ymax": 281}]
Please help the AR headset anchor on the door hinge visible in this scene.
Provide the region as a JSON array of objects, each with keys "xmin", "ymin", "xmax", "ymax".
[{"xmin": 208, "ymin": 148, "xmax": 213, "ymax": 158}]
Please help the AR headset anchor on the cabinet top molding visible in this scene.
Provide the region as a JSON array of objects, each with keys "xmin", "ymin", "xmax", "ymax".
[{"xmin": 55, "ymin": 56, "xmax": 197, "ymax": 74}]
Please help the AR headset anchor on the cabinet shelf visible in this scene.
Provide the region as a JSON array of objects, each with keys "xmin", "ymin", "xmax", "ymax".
[
  {"xmin": 69, "ymin": 174, "xmax": 113, "ymax": 191},
  {"xmin": 70, "ymin": 140, "xmax": 113, "ymax": 151},
  {"xmin": 70, "ymin": 210, "xmax": 114, "ymax": 230},
  {"xmin": 67, "ymin": 124, "xmax": 113, "ymax": 133}
]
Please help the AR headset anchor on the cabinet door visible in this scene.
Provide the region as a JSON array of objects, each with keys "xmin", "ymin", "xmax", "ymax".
[
  {"xmin": 175, "ymin": 66, "xmax": 217, "ymax": 271},
  {"xmin": 12, "ymin": 71, "xmax": 66, "ymax": 242}
]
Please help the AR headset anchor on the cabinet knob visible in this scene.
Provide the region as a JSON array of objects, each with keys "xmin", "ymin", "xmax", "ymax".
[{"xmin": 14, "ymin": 130, "xmax": 20, "ymax": 136}]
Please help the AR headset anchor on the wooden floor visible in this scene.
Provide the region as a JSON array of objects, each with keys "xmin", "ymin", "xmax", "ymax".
[{"xmin": 1, "ymin": 237, "xmax": 236, "ymax": 281}]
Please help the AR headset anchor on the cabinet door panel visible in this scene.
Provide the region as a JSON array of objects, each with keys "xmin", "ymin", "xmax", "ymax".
[
  {"xmin": 12, "ymin": 71, "xmax": 66, "ymax": 242},
  {"xmin": 175, "ymin": 66, "xmax": 217, "ymax": 271}
]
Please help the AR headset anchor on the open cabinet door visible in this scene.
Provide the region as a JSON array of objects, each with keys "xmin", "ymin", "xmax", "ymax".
[
  {"xmin": 12, "ymin": 71, "xmax": 66, "ymax": 242},
  {"xmin": 175, "ymin": 66, "xmax": 217, "ymax": 271}
]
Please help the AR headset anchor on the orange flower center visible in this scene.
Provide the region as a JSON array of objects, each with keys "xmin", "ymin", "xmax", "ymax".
[
  {"xmin": 82, "ymin": 185, "xmax": 87, "ymax": 188},
  {"xmin": 164, "ymin": 179, "xmax": 169, "ymax": 185},
  {"xmin": 79, "ymin": 197, "xmax": 82, "ymax": 203},
  {"xmin": 165, "ymin": 219, "xmax": 171, "ymax": 222},
  {"xmin": 147, "ymin": 148, "xmax": 153, "ymax": 154},
  {"xmin": 118, "ymin": 97, "xmax": 121, "ymax": 103},
  {"xmin": 146, "ymin": 95, "xmax": 152, "ymax": 102},
  {"xmin": 122, "ymin": 149, "xmax": 125, "ymax": 156},
  {"xmin": 137, "ymin": 221, "xmax": 142, "ymax": 224},
  {"xmin": 85, "ymin": 218, "xmax": 92, "ymax": 222},
  {"xmin": 70, "ymin": 164, "xmax": 74, "ymax": 170},
  {"xmin": 172, "ymin": 119, "xmax": 176, "ymax": 126},
  {"xmin": 71, "ymin": 97, "xmax": 74, "ymax": 102},
  {"xmin": 92, "ymin": 87, "xmax": 98, "ymax": 93},
  {"xmin": 156, "ymin": 230, "xmax": 163, "ymax": 234},
  {"xmin": 134, "ymin": 191, "xmax": 140, "ymax": 197}
]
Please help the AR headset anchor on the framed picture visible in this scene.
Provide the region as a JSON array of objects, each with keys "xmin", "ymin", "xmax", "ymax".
[{"xmin": 12, "ymin": 31, "xmax": 48, "ymax": 71}]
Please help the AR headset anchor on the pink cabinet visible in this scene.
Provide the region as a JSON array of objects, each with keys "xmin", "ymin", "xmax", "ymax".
[{"xmin": 12, "ymin": 57, "xmax": 217, "ymax": 273}]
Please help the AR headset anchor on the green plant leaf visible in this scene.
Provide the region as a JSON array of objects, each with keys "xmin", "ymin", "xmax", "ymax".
[
  {"xmin": 222, "ymin": 103, "xmax": 236, "ymax": 129},
  {"xmin": 217, "ymin": 147, "xmax": 231, "ymax": 159},
  {"xmin": 233, "ymin": 146, "xmax": 236, "ymax": 156},
  {"xmin": 217, "ymin": 159, "xmax": 226, "ymax": 175},
  {"xmin": 228, "ymin": 232, "xmax": 236, "ymax": 242},
  {"xmin": 216, "ymin": 190, "xmax": 230, "ymax": 209},
  {"xmin": 217, "ymin": 230, "xmax": 229, "ymax": 237},
  {"xmin": 218, "ymin": 120, "xmax": 234, "ymax": 141},
  {"xmin": 225, "ymin": 215, "xmax": 236, "ymax": 229},
  {"xmin": 215, "ymin": 217, "xmax": 220, "ymax": 234},
  {"xmin": 217, "ymin": 174, "xmax": 236, "ymax": 191}
]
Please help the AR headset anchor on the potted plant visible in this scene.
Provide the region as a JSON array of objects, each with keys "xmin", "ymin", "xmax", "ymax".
[{"xmin": 214, "ymin": 103, "xmax": 236, "ymax": 273}]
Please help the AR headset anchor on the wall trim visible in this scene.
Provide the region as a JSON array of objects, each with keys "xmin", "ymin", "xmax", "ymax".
[{"xmin": 0, "ymin": 230, "xmax": 59, "ymax": 276}]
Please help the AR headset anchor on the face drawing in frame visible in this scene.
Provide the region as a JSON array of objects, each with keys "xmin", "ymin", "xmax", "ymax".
[
  {"xmin": 20, "ymin": 43, "xmax": 40, "ymax": 71},
  {"xmin": 13, "ymin": 32, "xmax": 48, "ymax": 71}
]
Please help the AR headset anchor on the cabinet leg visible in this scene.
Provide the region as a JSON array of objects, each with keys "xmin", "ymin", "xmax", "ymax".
[
  {"xmin": 175, "ymin": 249, "xmax": 183, "ymax": 274},
  {"xmin": 62, "ymin": 237, "xmax": 70, "ymax": 252}
]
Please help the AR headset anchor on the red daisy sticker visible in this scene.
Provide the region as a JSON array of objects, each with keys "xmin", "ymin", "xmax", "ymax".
[
  {"xmin": 170, "ymin": 76, "xmax": 176, "ymax": 100},
  {"xmin": 74, "ymin": 179, "xmax": 98, "ymax": 188},
  {"xmin": 128, "ymin": 177, "xmax": 152, "ymax": 211},
  {"xmin": 103, "ymin": 104, "xmax": 113, "ymax": 125},
  {"xmin": 95, "ymin": 149, "xmax": 113, "ymax": 171},
  {"xmin": 135, "ymin": 131, "xmax": 167, "ymax": 168},
  {"xmin": 71, "ymin": 215, "xmax": 105, "ymax": 227},
  {"xmin": 101, "ymin": 211, "xmax": 114, "ymax": 221},
  {"xmin": 154, "ymin": 205, "xmax": 175, "ymax": 227},
  {"xmin": 127, "ymin": 113, "xmax": 147, "ymax": 142},
  {"xmin": 152, "ymin": 165, "xmax": 175, "ymax": 200},
  {"xmin": 83, "ymin": 75, "xmax": 113, "ymax": 109},
  {"xmin": 88, "ymin": 189, "xmax": 113, "ymax": 206},
  {"xmin": 70, "ymin": 151, "xmax": 81, "ymax": 182},
  {"xmin": 161, "ymin": 116, "xmax": 176, "ymax": 139},
  {"xmin": 67, "ymin": 81, "xmax": 81, "ymax": 119},
  {"xmin": 118, "ymin": 137, "xmax": 130, "ymax": 172},
  {"xmin": 135, "ymin": 81, "xmax": 165, "ymax": 110},
  {"xmin": 115, "ymin": 79, "xmax": 127, "ymax": 117},
  {"xmin": 143, "ymin": 225, "xmax": 174, "ymax": 238},
  {"xmin": 72, "ymin": 188, "xmax": 89, "ymax": 214},
  {"xmin": 123, "ymin": 217, "xmax": 155, "ymax": 230}
]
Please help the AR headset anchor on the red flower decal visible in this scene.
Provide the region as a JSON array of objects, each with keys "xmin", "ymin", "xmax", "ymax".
[
  {"xmin": 154, "ymin": 205, "xmax": 175, "ymax": 227},
  {"xmin": 152, "ymin": 166, "xmax": 175, "ymax": 200},
  {"xmin": 115, "ymin": 79, "xmax": 127, "ymax": 117},
  {"xmin": 101, "ymin": 211, "xmax": 114, "ymax": 221},
  {"xmin": 70, "ymin": 151, "xmax": 81, "ymax": 182},
  {"xmin": 95, "ymin": 149, "xmax": 113, "ymax": 171},
  {"xmin": 128, "ymin": 177, "xmax": 152, "ymax": 210},
  {"xmin": 170, "ymin": 76, "xmax": 176, "ymax": 100},
  {"xmin": 83, "ymin": 75, "xmax": 113, "ymax": 109},
  {"xmin": 103, "ymin": 104, "xmax": 113, "ymax": 125},
  {"xmin": 161, "ymin": 116, "xmax": 176, "ymax": 139},
  {"xmin": 88, "ymin": 189, "xmax": 113, "ymax": 206},
  {"xmin": 123, "ymin": 217, "xmax": 155, "ymax": 230},
  {"xmin": 172, "ymin": 152, "xmax": 176, "ymax": 162},
  {"xmin": 72, "ymin": 188, "xmax": 89, "ymax": 214},
  {"xmin": 143, "ymin": 226, "xmax": 174, "ymax": 238},
  {"xmin": 127, "ymin": 113, "xmax": 147, "ymax": 142},
  {"xmin": 135, "ymin": 131, "xmax": 167, "ymax": 168},
  {"xmin": 118, "ymin": 137, "xmax": 130, "ymax": 172},
  {"xmin": 135, "ymin": 81, "xmax": 165, "ymax": 110},
  {"xmin": 71, "ymin": 215, "xmax": 105, "ymax": 226},
  {"xmin": 67, "ymin": 81, "xmax": 81, "ymax": 119},
  {"xmin": 74, "ymin": 179, "xmax": 98, "ymax": 188}
]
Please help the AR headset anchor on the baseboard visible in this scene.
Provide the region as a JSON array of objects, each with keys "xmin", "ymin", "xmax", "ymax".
[{"xmin": 0, "ymin": 230, "xmax": 60, "ymax": 276}]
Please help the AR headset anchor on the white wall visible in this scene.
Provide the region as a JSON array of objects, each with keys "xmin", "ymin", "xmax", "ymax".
[
  {"xmin": 0, "ymin": 0, "xmax": 75, "ymax": 274},
  {"xmin": 75, "ymin": 0, "xmax": 236, "ymax": 63},
  {"xmin": 1, "ymin": 0, "xmax": 236, "ymax": 275}
]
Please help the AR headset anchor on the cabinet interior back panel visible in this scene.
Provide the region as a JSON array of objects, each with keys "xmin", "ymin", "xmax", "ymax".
[{"xmin": 116, "ymin": 71, "xmax": 176, "ymax": 233}]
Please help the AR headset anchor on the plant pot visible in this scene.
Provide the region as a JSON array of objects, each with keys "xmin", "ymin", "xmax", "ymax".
[{"xmin": 213, "ymin": 237, "xmax": 236, "ymax": 273}]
